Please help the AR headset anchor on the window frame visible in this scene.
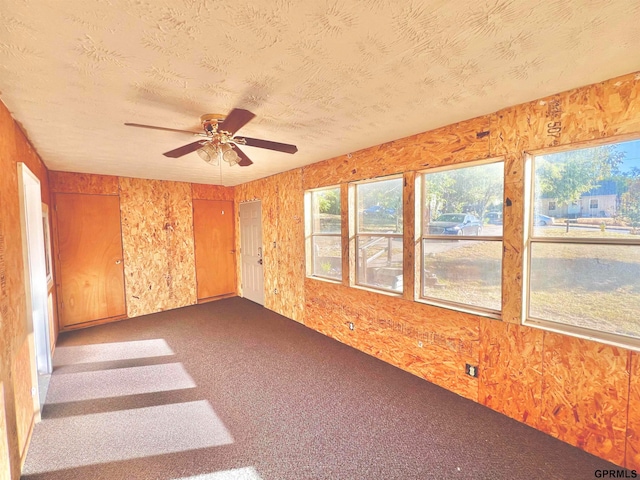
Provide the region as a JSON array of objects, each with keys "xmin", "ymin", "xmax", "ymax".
[
  {"xmin": 523, "ymin": 138, "xmax": 640, "ymax": 351},
  {"xmin": 418, "ymin": 157, "xmax": 505, "ymax": 318},
  {"xmin": 305, "ymin": 185, "xmax": 342, "ymax": 283},
  {"xmin": 353, "ymin": 175, "xmax": 404, "ymax": 295}
]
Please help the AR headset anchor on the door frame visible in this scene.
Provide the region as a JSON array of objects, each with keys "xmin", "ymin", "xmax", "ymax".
[
  {"xmin": 17, "ymin": 163, "xmax": 52, "ymax": 417},
  {"xmin": 239, "ymin": 200, "xmax": 264, "ymax": 305}
]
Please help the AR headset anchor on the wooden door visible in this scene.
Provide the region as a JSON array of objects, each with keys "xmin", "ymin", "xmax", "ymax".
[
  {"xmin": 239, "ymin": 201, "xmax": 264, "ymax": 305},
  {"xmin": 193, "ymin": 200, "xmax": 236, "ymax": 300},
  {"xmin": 55, "ymin": 193, "xmax": 126, "ymax": 328}
]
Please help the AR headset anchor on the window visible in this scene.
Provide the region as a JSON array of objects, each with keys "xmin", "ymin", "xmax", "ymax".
[
  {"xmin": 42, "ymin": 204, "xmax": 53, "ymax": 285},
  {"xmin": 355, "ymin": 176, "xmax": 403, "ymax": 293},
  {"xmin": 421, "ymin": 160, "xmax": 504, "ymax": 314},
  {"xmin": 526, "ymin": 138, "xmax": 640, "ymax": 347},
  {"xmin": 548, "ymin": 201, "xmax": 556, "ymax": 211},
  {"xmin": 306, "ymin": 187, "xmax": 341, "ymax": 281}
]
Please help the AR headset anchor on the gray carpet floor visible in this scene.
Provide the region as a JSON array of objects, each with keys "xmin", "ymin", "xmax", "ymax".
[{"xmin": 22, "ymin": 297, "xmax": 622, "ymax": 479}]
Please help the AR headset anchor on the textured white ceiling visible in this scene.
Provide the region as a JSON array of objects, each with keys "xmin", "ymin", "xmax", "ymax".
[{"xmin": 1, "ymin": 0, "xmax": 639, "ymax": 186}]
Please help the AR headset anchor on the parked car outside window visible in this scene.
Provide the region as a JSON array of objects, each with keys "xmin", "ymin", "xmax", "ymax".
[
  {"xmin": 534, "ymin": 214, "xmax": 553, "ymax": 226},
  {"xmin": 428, "ymin": 213, "xmax": 482, "ymax": 235},
  {"xmin": 363, "ymin": 205, "xmax": 396, "ymax": 217},
  {"xmin": 484, "ymin": 212, "xmax": 503, "ymax": 225}
]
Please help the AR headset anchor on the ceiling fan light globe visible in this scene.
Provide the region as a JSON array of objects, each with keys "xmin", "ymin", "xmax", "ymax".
[
  {"xmin": 197, "ymin": 143, "xmax": 220, "ymax": 166},
  {"xmin": 223, "ymin": 148, "xmax": 240, "ymax": 166}
]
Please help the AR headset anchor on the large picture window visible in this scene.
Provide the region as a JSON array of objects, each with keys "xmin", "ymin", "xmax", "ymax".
[
  {"xmin": 421, "ymin": 160, "xmax": 504, "ymax": 314},
  {"xmin": 526, "ymin": 138, "xmax": 640, "ymax": 346},
  {"xmin": 306, "ymin": 187, "xmax": 341, "ymax": 281},
  {"xmin": 355, "ymin": 176, "xmax": 403, "ymax": 293}
]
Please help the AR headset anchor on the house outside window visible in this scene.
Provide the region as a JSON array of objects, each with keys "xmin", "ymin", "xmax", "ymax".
[
  {"xmin": 306, "ymin": 187, "xmax": 341, "ymax": 281},
  {"xmin": 548, "ymin": 201, "xmax": 556, "ymax": 211},
  {"xmin": 526, "ymin": 138, "xmax": 640, "ymax": 348}
]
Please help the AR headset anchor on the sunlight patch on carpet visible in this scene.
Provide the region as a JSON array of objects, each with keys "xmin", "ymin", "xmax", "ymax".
[
  {"xmin": 173, "ymin": 467, "xmax": 263, "ymax": 479},
  {"xmin": 22, "ymin": 400, "xmax": 233, "ymax": 474},
  {"xmin": 46, "ymin": 362, "xmax": 196, "ymax": 403},
  {"xmin": 54, "ymin": 339, "xmax": 174, "ymax": 366}
]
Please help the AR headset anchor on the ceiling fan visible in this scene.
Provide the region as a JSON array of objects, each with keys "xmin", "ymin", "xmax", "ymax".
[{"xmin": 125, "ymin": 108, "xmax": 297, "ymax": 167}]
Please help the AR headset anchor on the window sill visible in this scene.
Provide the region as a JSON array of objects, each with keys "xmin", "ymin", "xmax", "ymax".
[
  {"xmin": 306, "ymin": 275, "xmax": 342, "ymax": 285},
  {"xmin": 524, "ymin": 317, "xmax": 640, "ymax": 353},
  {"xmin": 352, "ymin": 283, "xmax": 403, "ymax": 298},
  {"xmin": 416, "ymin": 297, "xmax": 502, "ymax": 320}
]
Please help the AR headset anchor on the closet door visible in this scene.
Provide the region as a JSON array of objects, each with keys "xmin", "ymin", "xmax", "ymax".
[
  {"xmin": 55, "ymin": 193, "xmax": 126, "ymax": 328},
  {"xmin": 193, "ymin": 200, "xmax": 236, "ymax": 300}
]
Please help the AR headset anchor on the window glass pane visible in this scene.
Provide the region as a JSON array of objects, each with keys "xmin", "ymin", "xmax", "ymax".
[
  {"xmin": 423, "ymin": 239, "xmax": 502, "ymax": 311},
  {"xmin": 356, "ymin": 235, "xmax": 403, "ymax": 292},
  {"xmin": 358, "ymin": 178, "xmax": 403, "ymax": 234},
  {"xmin": 312, "ymin": 236, "xmax": 342, "ymax": 279},
  {"xmin": 529, "ymin": 243, "xmax": 640, "ymax": 338},
  {"xmin": 424, "ymin": 162, "xmax": 504, "ymax": 237},
  {"xmin": 533, "ymin": 138, "xmax": 640, "ymax": 238},
  {"xmin": 311, "ymin": 188, "xmax": 341, "ymax": 234}
]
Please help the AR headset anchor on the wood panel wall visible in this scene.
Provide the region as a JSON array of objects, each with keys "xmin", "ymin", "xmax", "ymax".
[
  {"xmin": 0, "ymin": 377, "xmax": 10, "ymax": 480},
  {"xmin": 49, "ymin": 172, "xmax": 235, "ymax": 322},
  {"xmin": 119, "ymin": 178, "xmax": 197, "ymax": 318},
  {"xmin": 234, "ymin": 171, "xmax": 305, "ymax": 322},
  {"xmin": 234, "ymin": 72, "xmax": 640, "ymax": 470},
  {"xmin": 0, "ymin": 100, "xmax": 53, "ymax": 479}
]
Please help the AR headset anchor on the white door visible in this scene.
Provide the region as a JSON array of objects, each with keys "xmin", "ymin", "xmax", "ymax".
[
  {"xmin": 18, "ymin": 163, "xmax": 52, "ymax": 415},
  {"xmin": 239, "ymin": 201, "xmax": 264, "ymax": 305}
]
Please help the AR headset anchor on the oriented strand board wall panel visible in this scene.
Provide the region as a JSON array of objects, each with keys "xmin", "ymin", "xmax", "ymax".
[
  {"xmin": 272, "ymin": 170, "xmax": 305, "ymax": 322},
  {"xmin": 302, "ymin": 116, "xmax": 491, "ymax": 190},
  {"xmin": 540, "ymin": 332, "xmax": 629, "ymax": 465},
  {"xmin": 562, "ymin": 73, "xmax": 640, "ymax": 142},
  {"xmin": 191, "ymin": 183, "xmax": 234, "ymax": 201},
  {"xmin": 478, "ymin": 320, "xmax": 543, "ymax": 428},
  {"xmin": 305, "ymin": 279, "xmax": 480, "ymax": 401},
  {"xmin": 0, "ymin": 103, "xmax": 24, "ymax": 363},
  {"xmin": 119, "ymin": 177, "xmax": 197, "ymax": 317},
  {"xmin": 10, "ymin": 339, "xmax": 33, "ymax": 460},
  {"xmin": 49, "ymin": 171, "xmax": 119, "ymax": 195},
  {"xmin": 628, "ymin": 352, "xmax": 640, "ymax": 470},
  {"xmin": 0, "ymin": 379, "xmax": 10, "ymax": 480}
]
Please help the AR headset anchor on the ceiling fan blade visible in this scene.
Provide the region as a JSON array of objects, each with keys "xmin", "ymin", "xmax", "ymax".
[
  {"xmin": 218, "ymin": 109, "xmax": 255, "ymax": 135},
  {"xmin": 234, "ymin": 146, "xmax": 254, "ymax": 167},
  {"xmin": 236, "ymin": 136, "xmax": 298, "ymax": 154},
  {"xmin": 163, "ymin": 140, "xmax": 208, "ymax": 158},
  {"xmin": 125, "ymin": 123, "xmax": 201, "ymax": 135}
]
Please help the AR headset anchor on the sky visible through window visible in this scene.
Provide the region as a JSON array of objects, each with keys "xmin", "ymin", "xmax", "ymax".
[{"xmin": 618, "ymin": 139, "xmax": 640, "ymax": 172}]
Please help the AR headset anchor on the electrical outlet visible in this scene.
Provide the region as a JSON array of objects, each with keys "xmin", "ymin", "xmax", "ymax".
[
  {"xmin": 417, "ymin": 341, "xmax": 423, "ymax": 348},
  {"xmin": 465, "ymin": 364, "xmax": 478, "ymax": 378},
  {"xmin": 348, "ymin": 322, "xmax": 354, "ymax": 331},
  {"xmin": 31, "ymin": 387, "xmax": 37, "ymax": 397}
]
